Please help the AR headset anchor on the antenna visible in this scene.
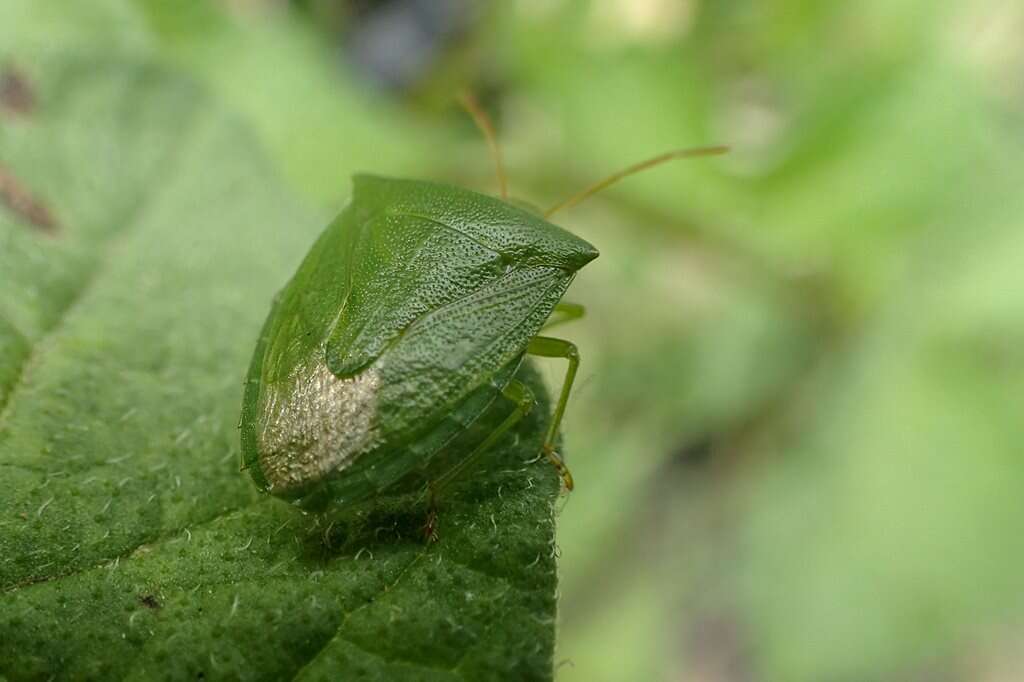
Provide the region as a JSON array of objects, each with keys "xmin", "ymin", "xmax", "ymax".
[
  {"xmin": 457, "ymin": 90, "xmax": 509, "ymax": 200},
  {"xmin": 544, "ymin": 145, "xmax": 729, "ymax": 219}
]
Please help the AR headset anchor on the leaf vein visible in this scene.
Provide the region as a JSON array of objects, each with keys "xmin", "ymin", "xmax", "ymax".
[
  {"xmin": 290, "ymin": 549, "xmax": 429, "ymax": 681},
  {"xmin": 0, "ymin": 101, "xmax": 205, "ymax": 435},
  {"xmin": 2, "ymin": 499, "xmax": 260, "ymax": 594}
]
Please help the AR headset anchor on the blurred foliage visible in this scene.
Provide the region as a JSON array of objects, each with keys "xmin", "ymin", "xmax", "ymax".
[{"xmin": 10, "ymin": 0, "xmax": 1024, "ymax": 679}]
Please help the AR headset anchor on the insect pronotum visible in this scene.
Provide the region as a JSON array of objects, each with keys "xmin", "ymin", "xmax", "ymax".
[{"xmin": 239, "ymin": 92, "xmax": 727, "ymax": 516}]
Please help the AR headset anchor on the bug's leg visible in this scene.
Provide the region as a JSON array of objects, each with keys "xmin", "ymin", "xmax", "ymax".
[
  {"xmin": 526, "ymin": 335, "xmax": 580, "ymax": 491},
  {"xmin": 541, "ymin": 302, "xmax": 586, "ymax": 331},
  {"xmin": 430, "ymin": 379, "xmax": 535, "ymax": 498}
]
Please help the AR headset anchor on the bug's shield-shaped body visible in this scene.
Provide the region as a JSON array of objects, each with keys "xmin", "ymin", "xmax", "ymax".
[{"xmin": 240, "ymin": 175, "xmax": 597, "ymax": 510}]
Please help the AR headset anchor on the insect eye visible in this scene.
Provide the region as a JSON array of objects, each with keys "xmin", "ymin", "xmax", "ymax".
[
  {"xmin": 488, "ymin": 253, "xmax": 514, "ymax": 277},
  {"xmin": 498, "ymin": 253, "xmax": 514, "ymax": 271}
]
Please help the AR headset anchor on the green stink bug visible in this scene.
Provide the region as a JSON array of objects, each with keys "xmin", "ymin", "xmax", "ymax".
[{"xmin": 239, "ymin": 97, "xmax": 726, "ymax": 514}]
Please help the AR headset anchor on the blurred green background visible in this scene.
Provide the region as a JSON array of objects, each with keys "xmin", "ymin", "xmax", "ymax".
[{"xmin": 35, "ymin": 0, "xmax": 1024, "ymax": 679}]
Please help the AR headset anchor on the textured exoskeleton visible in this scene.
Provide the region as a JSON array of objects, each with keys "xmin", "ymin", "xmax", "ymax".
[{"xmin": 240, "ymin": 175, "xmax": 597, "ymax": 511}]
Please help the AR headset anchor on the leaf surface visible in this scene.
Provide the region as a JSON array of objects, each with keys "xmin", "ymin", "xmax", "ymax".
[{"xmin": 0, "ymin": 7, "xmax": 560, "ymax": 681}]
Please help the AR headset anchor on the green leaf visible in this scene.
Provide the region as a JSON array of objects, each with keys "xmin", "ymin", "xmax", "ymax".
[{"xmin": 0, "ymin": 9, "xmax": 559, "ymax": 682}]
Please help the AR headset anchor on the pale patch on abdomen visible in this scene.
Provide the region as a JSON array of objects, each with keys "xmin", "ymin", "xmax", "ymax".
[{"xmin": 257, "ymin": 353, "xmax": 381, "ymax": 495}]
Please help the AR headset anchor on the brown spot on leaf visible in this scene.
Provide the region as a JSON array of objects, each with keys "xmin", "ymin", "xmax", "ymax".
[
  {"xmin": 0, "ymin": 65, "xmax": 35, "ymax": 116},
  {"xmin": 139, "ymin": 594, "xmax": 161, "ymax": 609},
  {"xmin": 0, "ymin": 163, "xmax": 59, "ymax": 234}
]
